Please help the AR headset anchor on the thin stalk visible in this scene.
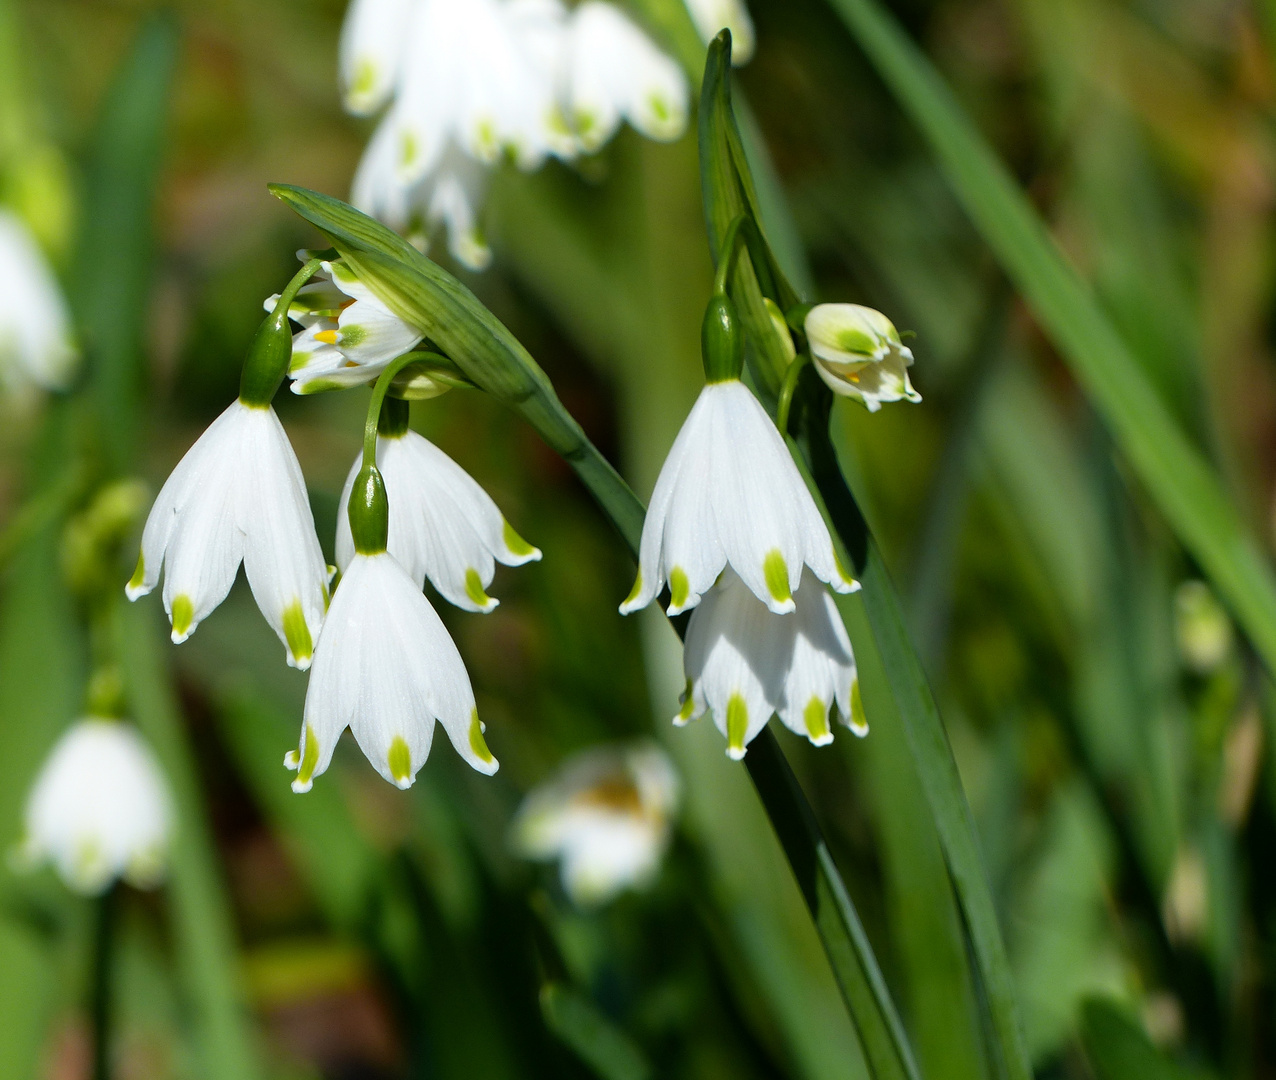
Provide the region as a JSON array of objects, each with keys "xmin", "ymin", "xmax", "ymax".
[
  {"xmin": 273, "ymin": 258, "xmax": 323, "ymax": 319},
  {"xmin": 362, "ymin": 352, "xmax": 451, "ymax": 464},
  {"xmin": 90, "ymin": 885, "xmax": 117, "ymax": 1080}
]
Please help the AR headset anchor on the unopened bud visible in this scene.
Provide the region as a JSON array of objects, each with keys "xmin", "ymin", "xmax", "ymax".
[
  {"xmin": 804, "ymin": 303, "xmax": 921, "ymax": 413},
  {"xmin": 348, "ymin": 464, "xmax": 390, "ymax": 556}
]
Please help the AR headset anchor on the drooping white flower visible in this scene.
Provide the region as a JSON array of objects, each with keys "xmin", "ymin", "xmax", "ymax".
[
  {"xmin": 286, "ymin": 549, "xmax": 498, "ymax": 792},
  {"xmin": 268, "ymin": 259, "xmax": 424, "ymax": 393},
  {"xmin": 17, "ymin": 719, "xmax": 174, "ymax": 895},
  {"xmin": 340, "ymin": 0, "xmax": 414, "ymax": 116},
  {"xmin": 682, "ymin": 0, "xmax": 755, "ymax": 65},
  {"xmin": 126, "ymin": 399, "xmax": 330, "ymax": 669},
  {"xmin": 352, "ymin": 129, "xmax": 493, "ymax": 271},
  {"xmin": 679, "ymin": 568, "xmax": 865, "ymax": 759},
  {"xmin": 566, "ymin": 2, "xmax": 689, "ymax": 153},
  {"xmin": 621, "ymin": 378, "xmax": 857, "ymax": 617},
  {"xmin": 514, "ymin": 743, "xmax": 679, "ymax": 905},
  {"xmin": 335, "ymin": 429, "xmax": 540, "ymax": 612},
  {"xmin": 0, "ymin": 209, "xmax": 78, "ymax": 393},
  {"xmin": 805, "ymin": 303, "xmax": 921, "ymax": 413}
]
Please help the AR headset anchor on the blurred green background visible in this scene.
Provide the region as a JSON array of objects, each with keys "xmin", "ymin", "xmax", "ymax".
[{"xmin": 1, "ymin": 0, "xmax": 1275, "ymax": 1077}]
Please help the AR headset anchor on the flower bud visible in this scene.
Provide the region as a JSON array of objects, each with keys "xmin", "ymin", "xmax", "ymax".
[
  {"xmin": 804, "ymin": 303, "xmax": 921, "ymax": 413},
  {"xmin": 348, "ymin": 463, "xmax": 390, "ymax": 555},
  {"xmin": 701, "ymin": 293, "xmax": 744, "ymax": 383}
]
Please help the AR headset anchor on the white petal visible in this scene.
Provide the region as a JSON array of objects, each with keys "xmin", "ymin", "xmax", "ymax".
[
  {"xmin": 776, "ymin": 572, "xmax": 858, "ymax": 744},
  {"xmin": 340, "ymin": 0, "xmax": 413, "ymax": 115},
  {"xmin": 238, "ymin": 407, "xmax": 330, "ymax": 669},
  {"xmin": 0, "ymin": 210, "xmax": 78, "ymax": 392},
  {"xmin": 683, "ymin": 0, "xmax": 755, "ymax": 64}
]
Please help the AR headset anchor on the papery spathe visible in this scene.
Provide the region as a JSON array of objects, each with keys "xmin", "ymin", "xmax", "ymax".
[
  {"xmin": 18, "ymin": 719, "xmax": 174, "ymax": 895},
  {"xmin": 127, "ymin": 399, "xmax": 330, "ymax": 669},
  {"xmin": 679, "ymin": 568, "xmax": 865, "ymax": 759},
  {"xmin": 621, "ymin": 378, "xmax": 856, "ymax": 617},
  {"xmin": 514, "ymin": 744, "xmax": 679, "ymax": 905},
  {"xmin": 287, "ymin": 549, "xmax": 498, "ymax": 792}
]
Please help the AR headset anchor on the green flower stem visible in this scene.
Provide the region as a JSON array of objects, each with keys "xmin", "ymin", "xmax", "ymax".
[
  {"xmin": 238, "ymin": 258, "xmax": 323, "ymax": 407},
  {"xmin": 362, "ymin": 352, "xmax": 449, "ymax": 466},
  {"xmin": 777, "ymin": 354, "xmax": 810, "ymax": 435},
  {"xmin": 90, "ymin": 885, "xmax": 116, "ymax": 1080}
]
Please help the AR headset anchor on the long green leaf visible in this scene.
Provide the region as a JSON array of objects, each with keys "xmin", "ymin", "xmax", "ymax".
[
  {"xmin": 824, "ymin": 0, "xmax": 1276, "ymax": 680},
  {"xmin": 270, "ymin": 184, "xmax": 912, "ymax": 1078},
  {"xmin": 539, "ymin": 982, "xmax": 653, "ymax": 1080}
]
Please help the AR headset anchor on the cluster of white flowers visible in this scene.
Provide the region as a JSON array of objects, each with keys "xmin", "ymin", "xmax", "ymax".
[
  {"xmin": 341, "ymin": 0, "xmax": 755, "ymax": 270},
  {"xmin": 514, "ymin": 743, "xmax": 679, "ymax": 905}
]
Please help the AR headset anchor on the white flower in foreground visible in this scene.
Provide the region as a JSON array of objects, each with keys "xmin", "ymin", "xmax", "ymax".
[
  {"xmin": 269, "ymin": 259, "xmax": 424, "ymax": 394},
  {"xmin": 335, "ymin": 426, "xmax": 540, "ymax": 613},
  {"xmin": 566, "ymin": 2, "xmax": 689, "ymax": 153},
  {"xmin": 621, "ymin": 378, "xmax": 857, "ymax": 617},
  {"xmin": 17, "ymin": 719, "xmax": 173, "ymax": 895},
  {"xmin": 683, "ymin": 0, "xmax": 755, "ymax": 65},
  {"xmin": 514, "ymin": 744, "xmax": 679, "ymax": 905},
  {"xmin": 0, "ymin": 209, "xmax": 78, "ymax": 392},
  {"xmin": 680, "ymin": 569, "xmax": 865, "ymax": 759},
  {"xmin": 805, "ymin": 304, "xmax": 921, "ymax": 413},
  {"xmin": 287, "ymin": 548, "xmax": 498, "ymax": 792},
  {"xmin": 126, "ymin": 399, "xmax": 330, "ymax": 668}
]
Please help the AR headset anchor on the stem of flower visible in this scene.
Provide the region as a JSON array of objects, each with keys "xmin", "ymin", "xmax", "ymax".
[
  {"xmin": 776, "ymin": 353, "xmax": 810, "ymax": 434},
  {"xmin": 90, "ymin": 885, "xmax": 117, "ymax": 1080},
  {"xmin": 238, "ymin": 258, "xmax": 324, "ymax": 407},
  {"xmin": 362, "ymin": 352, "xmax": 450, "ymax": 467}
]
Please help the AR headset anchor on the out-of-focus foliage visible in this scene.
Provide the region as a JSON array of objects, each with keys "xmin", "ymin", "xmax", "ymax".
[{"xmin": 2, "ymin": 0, "xmax": 1276, "ymax": 1078}]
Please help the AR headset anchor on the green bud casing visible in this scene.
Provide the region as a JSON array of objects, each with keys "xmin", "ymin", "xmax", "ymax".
[
  {"xmin": 701, "ymin": 294, "xmax": 744, "ymax": 383},
  {"xmin": 349, "ymin": 464, "xmax": 389, "ymax": 555},
  {"xmin": 238, "ymin": 307, "xmax": 293, "ymax": 407}
]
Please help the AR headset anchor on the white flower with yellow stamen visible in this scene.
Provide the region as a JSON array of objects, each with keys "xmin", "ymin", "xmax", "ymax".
[
  {"xmin": 268, "ymin": 259, "xmax": 424, "ymax": 394},
  {"xmin": 514, "ymin": 744, "xmax": 679, "ymax": 906},
  {"xmin": 126, "ymin": 399, "xmax": 330, "ymax": 669},
  {"xmin": 17, "ymin": 719, "xmax": 174, "ymax": 895},
  {"xmin": 334, "ymin": 424, "xmax": 540, "ymax": 613},
  {"xmin": 805, "ymin": 303, "xmax": 921, "ymax": 413},
  {"xmin": 565, "ymin": 2, "xmax": 689, "ymax": 153},
  {"xmin": 620, "ymin": 378, "xmax": 857, "ymax": 617},
  {"xmin": 679, "ymin": 568, "xmax": 865, "ymax": 759},
  {"xmin": 683, "ymin": 0, "xmax": 755, "ymax": 65},
  {"xmin": 286, "ymin": 548, "xmax": 498, "ymax": 793},
  {"xmin": 0, "ymin": 209, "xmax": 78, "ymax": 393}
]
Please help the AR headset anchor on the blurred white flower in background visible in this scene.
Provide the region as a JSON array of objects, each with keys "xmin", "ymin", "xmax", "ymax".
[
  {"xmin": 16, "ymin": 719, "xmax": 174, "ymax": 895},
  {"xmin": 0, "ymin": 208, "xmax": 78, "ymax": 394},
  {"xmin": 514, "ymin": 744, "xmax": 679, "ymax": 906},
  {"xmin": 338, "ymin": 0, "xmax": 689, "ymax": 269},
  {"xmin": 1173, "ymin": 579, "xmax": 1233, "ymax": 675},
  {"xmin": 682, "ymin": 0, "xmax": 754, "ymax": 65}
]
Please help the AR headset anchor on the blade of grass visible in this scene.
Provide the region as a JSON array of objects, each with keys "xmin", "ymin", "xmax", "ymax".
[{"xmin": 824, "ymin": 0, "xmax": 1276, "ymax": 681}]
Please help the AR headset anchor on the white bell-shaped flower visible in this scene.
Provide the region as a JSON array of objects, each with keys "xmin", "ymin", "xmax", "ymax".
[
  {"xmin": 683, "ymin": 0, "xmax": 755, "ymax": 65},
  {"xmin": 352, "ymin": 128, "xmax": 493, "ymax": 271},
  {"xmin": 269, "ymin": 259, "xmax": 424, "ymax": 394},
  {"xmin": 287, "ymin": 548, "xmax": 498, "ymax": 792},
  {"xmin": 621, "ymin": 377, "xmax": 857, "ymax": 617},
  {"xmin": 334, "ymin": 425, "xmax": 540, "ymax": 613},
  {"xmin": 127, "ymin": 399, "xmax": 330, "ymax": 669},
  {"xmin": 514, "ymin": 744, "xmax": 679, "ymax": 905},
  {"xmin": 340, "ymin": 0, "xmax": 413, "ymax": 115},
  {"xmin": 679, "ymin": 568, "xmax": 865, "ymax": 759},
  {"xmin": 566, "ymin": 2, "xmax": 689, "ymax": 153},
  {"xmin": 805, "ymin": 303, "xmax": 921, "ymax": 413},
  {"xmin": 0, "ymin": 209, "xmax": 78, "ymax": 393},
  {"xmin": 17, "ymin": 719, "xmax": 174, "ymax": 895}
]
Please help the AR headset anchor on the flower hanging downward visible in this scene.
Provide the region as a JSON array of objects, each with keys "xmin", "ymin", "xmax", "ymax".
[
  {"xmin": 621, "ymin": 299, "xmax": 856, "ymax": 617},
  {"xmin": 130, "ymin": 271, "xmax": 331, "ymax": 668},
  {"xmin": 680, "ymin": 569, "xmax": 865, "ymax": 759},
  {"xmin": 682, "ymin": 0, "xmax": 755, "ymax": 66},
  {"xmin": 288, "ymin": 461, "xmax": 497, "ymax": 792},
  {"xmin": 0, "ymin": 208, "xmax": 78, "ymax": 393},
  {"xmin": 17, "ymin": 719, "xmax": 174, "ymax": 895},
  {"xmin": 334, "ymin": 400, "xmax": 540, "ymax": 612},
  {"xmin": 805, "ymin": 303, "xmax": 921, "ymax": 413},
  {"xmin": 513, "ymin": 744, "xmax": 679, "ymax": 906}
]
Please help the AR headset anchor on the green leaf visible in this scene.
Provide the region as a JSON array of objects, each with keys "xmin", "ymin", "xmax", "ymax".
[
  {"xmin": 539, "ymin": 982, "xmax": 652, "ymax": 1080},
  {"xmin": 72, "ymin": 11, "xmax": 176, "ymax": 476},
  {"xmin": 824, "ymin": 0, "xmax": 1276, "ymax": 689},
  {"xmin": 1079, "ymin": 997, "xmax": 1188, "ymax": 1080}
]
